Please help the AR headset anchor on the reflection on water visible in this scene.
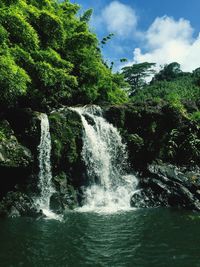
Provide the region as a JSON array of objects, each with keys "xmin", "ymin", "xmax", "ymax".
[{"xmin": 0, "ymin": 208, "xmax": 200, "ymax": 267}]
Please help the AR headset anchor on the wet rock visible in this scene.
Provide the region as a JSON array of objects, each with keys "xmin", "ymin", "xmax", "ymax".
[
  {"xmin": 52, "ymin": 172, "xmax": 79, "ymax": 212},
  {"xmin": 0, "ymin": 119, "xmax": 34, "ymax": 199},
  {"xmin": 0, "ymin": 191, "xmax": 42, "ymax": 218},
  {"xmin": 0, "ymin": 137, "xmax": 32, "ymax": 169},
  {"xmin": 0, "ymin": 119, "xmax": 33, "ymax": 169},
  {"xmin": 131, "ymin": 163, "xmax": 200, "ymax": 211},
  {"xmin": 104, "ymin": 102, "xmax": 200, "ymax": 169},
  {"xmin": 49, "ymin": 108, "xmax": 87, "ymax": 189}
]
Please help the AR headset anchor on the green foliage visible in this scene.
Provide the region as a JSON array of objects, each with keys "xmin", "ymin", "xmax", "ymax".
[
  {"xmin": 33, "ymin": 10, "xmax": 65, "ymax": 49},
  {"xmin": 0, "ymin": 121, "xmax": 13, "ymax": 142},
  {"xmin": 0, "ymin": 54, "xmax": 30, "ymax": 108},
  {"xmin": 166, "ymin": 129, "xmax": 179, "ymax": 159},
  {"xmin": 0, "ymin": 127, "xmax": 6, "ymax": 141},
  {"xmin": 101, "ymin": 33, "xmax": 114, "ymax": 45},
  {"xmin": 32, "ymin": 48, "xmax": 73, "ymax": 70},
  {"xmin": 80, "ymin": 9, "xmax": 93, "ymax": 23},
  {"xmin": 190, "ymin": 112, "xmax": 200, "ymax": 123},
  {"xmin": 0, "ymin": 25, "xmax": 8, "ymax": 45},
  {"xmin": 192, "ymin": 67, "xmax": 200, "ymax": 86},
  {"xmin": 49, "ymin": 110, "xmax": 83, "ymax": 167},
  {"xmin": 34, "ymin": 61, "xmax": 77, "ymax": 100},
  {"xmin": 153, "ymin": 62, "xmax": 182, "ymax": 82},
  {"xmin": 0, "ymin": 0, "xmax": 19, "ymax": 6},
  {"xmin": 182, "ymin": 133, "xmax": 200, "ymax": 158},
  {"xmin": 10, "ymin": 45, "xmax": 34, "ymax": 71},
  {"xmin": 131, "ymin": 64, "xmax": 200, "ymax": 116},
  {"xmin": 0, "ymin": 0, "xmax": 127, "ymax": 110},
  {"xmin": 122, "ymin": 62, "xmax": 156, "ymax": 95},
  {"xmin": 166, "ymin": 93, "xmax": 187, "ymax": 116},
  {"xmin": 0, "ymin": 10, "xmax": 39, "ymax": 51}
]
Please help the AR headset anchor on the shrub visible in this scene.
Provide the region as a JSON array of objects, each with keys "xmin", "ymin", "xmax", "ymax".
[
  {"xmin": 0, "ymin": 11, "xmax": 39, "ymax": 51},
  {"xmin": 0, "ymin": 55, "xmax": 30, "ymax": 108}
]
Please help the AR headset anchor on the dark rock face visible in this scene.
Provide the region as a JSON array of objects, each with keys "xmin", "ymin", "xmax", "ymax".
[
  {"xmin": 0, "ymin": 191, "xmax": 42, "ymax": 218},
  {"xmin": 0, "ymin": 133, "xmax": 32, "ymax": 169},
  {"xmin": 0, "ymin": 107, "xmax": 86, "ymax": 217},
  {"xmin": 1, "ymin": 109, "xmax": 43, "ymax": 192},
  {"xmin": 0, "ymin": 103, "xmax": 200, "ymax": 217},
  {"xmin": 49, "ymin": 108, "xmax": 86, "ymax": 210},
  {"xmin": 131, "ymin": 163, "xmax": 200, "ymax": 211},
  {"xmin": 104, "ymin": 102, "xmax": 200, "ymax": 211},
  {"xmin": 0, "ymin": 119, "xmax": 33, "ymax": 199},
  {"xmin": 0, "ymin": 109, "xmax": 45, "ymax": 217},
  {"xmin": 50, "ymin": 172, "xmax": 79, "ymax": 213},
  {"xmin": 104, "ymin": 102, "xmax": 200, "ymax": 170}
]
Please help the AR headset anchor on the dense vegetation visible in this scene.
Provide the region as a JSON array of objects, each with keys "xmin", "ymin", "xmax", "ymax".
[
  {"xmin": 123, "ymin": 62, "xmax": 200, "ymax": 122},
  {"xmin": 0, "ymin": 0, "xmax": 127, "ymax": 112},
  {"xmin": 1, "ymin": 0, "xmax": 200, "ymax": 118}
]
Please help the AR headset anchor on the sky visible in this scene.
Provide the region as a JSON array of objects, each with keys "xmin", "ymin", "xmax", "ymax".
[{"xmin": 71, "ymin": 0, "xmax": 200, "ymax": 72}]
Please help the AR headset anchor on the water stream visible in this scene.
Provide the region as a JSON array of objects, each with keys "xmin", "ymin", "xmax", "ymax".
[
  {"xmin": 37, "ymin": 113, "xmax": 57, "ymax": 219},
  {"xmin": 72, "ymin": 106, "xmax": 138, "ymax": 213}
]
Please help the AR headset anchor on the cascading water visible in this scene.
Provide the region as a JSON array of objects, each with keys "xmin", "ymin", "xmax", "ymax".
[
  {"xmin": 37, "ymin": 113, "xmax": 57, "ymax": 219},
  {"xmin": 72, "ymin": 106, "xmax": 138, "ymax": 213}
]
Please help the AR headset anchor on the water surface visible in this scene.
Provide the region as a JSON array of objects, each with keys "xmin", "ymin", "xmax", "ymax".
[{"xmin": 0, "ymin": 208, "xmax": 200, "ymax": 267}]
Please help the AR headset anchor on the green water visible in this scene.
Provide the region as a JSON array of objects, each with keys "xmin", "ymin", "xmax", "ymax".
[{"xmin": 0, "ymin": 208, "xmax": 200, "ymax": 267}]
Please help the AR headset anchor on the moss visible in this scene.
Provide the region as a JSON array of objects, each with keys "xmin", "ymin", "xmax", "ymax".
[
  {"xmin": 53, "ymin": 171, "xmax": 79, "ymax": 209},
  {"xmin": 128, "ymin": 134, "xmax": 144, "ymax": 149},
  {"xmin": 190, "ymin": 111, "xmax": 200, "ymax": 123},
  {"xmin": 0, "ymin": 120, "xmax": 32, "ymax": 168},
  {"xmin": 49, "ymin": 108, "xmax": 83, "ymax": 171},
  {"xmin": 105, "ymin": 102, "xmax": 200, "ymax": 169}
]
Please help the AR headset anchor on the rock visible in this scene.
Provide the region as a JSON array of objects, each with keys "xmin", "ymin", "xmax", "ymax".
[
  {"xmin": 0, "ymin": 119, "xmax": 34, "ymax": 199},
  {"xmin": 131, "ymin": 163, "xmax": 200, "ymax": 211},
  {"xmin": 0, "ymin": 138, "xmax": 32, "ymax": 169},
  {"xmin": 104, "ymin": 102, "xmax": 200, "ymax": 170},
  {"xmin": 0, "ymin": 191, "xmax": 42, "ymax": 218},
  {"xmin": 49, "ymin": 108, "xmax": 87, "ymax": 189},
  {"xmin": 0, "ymin": 119, "xmax": 33, "ymax": 169},
  {"xmin": 8, "ymin": 206, "xmax": 20, "ymax": 218},
  {"xmin": 52, "ymin": 172, "xmax": 79, "ymax": 211},
  {"xmin": 0, "ymin": 107, "xmax": 85, "ymax": 217}
]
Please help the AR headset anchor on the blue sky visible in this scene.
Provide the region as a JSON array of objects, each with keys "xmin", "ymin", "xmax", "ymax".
[{"xmin": 72, "ymin": 0, "xmax": 200, "ymax": 71}]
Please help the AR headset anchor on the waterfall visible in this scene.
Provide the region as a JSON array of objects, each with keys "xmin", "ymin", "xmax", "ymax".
[
  {"xmin": 37, "ymin": 113, "xmax": 56, "ymax": 218},
  {"xmin": 72, "ymin": 106, "xmax": 138, "ymax": 213}
]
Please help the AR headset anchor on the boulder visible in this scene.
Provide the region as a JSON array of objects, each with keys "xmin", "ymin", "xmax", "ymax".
[
  {"xmin": 0, "ymin": 119, "xmax": 33, "ymax": 198},
  {"xmin": 49, "ymin": 107, "xmax": 86, "ymax": 189},
  {"xmin": 131, "ymin": 163, "xmax": 200, "ymax": 211},
  {"xmin": 0, "ymin": 191, "xmax": 42, "ymax": 218}
]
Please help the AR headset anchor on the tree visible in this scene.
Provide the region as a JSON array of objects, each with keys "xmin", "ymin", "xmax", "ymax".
[
  {"xmin": 153, "ymin": 62, "xmax": 182, "ymax": 82},
  {"xmin": 192, "ymin": 67, "xmax": 200, "ymax": 86},
  {"xmin": 122, "ymin": 62, "xmax": 156, "ymax": 95},
  {"xmin": 101, "ymin": 33, "xmax": 114, "ymax": 45},
  {"xmin": 80, "ymin": 9, "xmax": 93, "ymax": 23},
  {"xmin": 0, "ymin": 55, "xmax": 30, "ymax": 109},
  {"xmin": 0, "ymin": 0, "xmax": 128, "ymax": 109}
]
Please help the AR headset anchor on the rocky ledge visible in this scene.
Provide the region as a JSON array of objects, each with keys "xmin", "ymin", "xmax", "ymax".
[
  {"xmin": 0, "ymin": 102, "xmax": 200, "ymax": 217},
  {"xmin": 131, "ymin": 163, "xmax": 200, "ymax": 211}
]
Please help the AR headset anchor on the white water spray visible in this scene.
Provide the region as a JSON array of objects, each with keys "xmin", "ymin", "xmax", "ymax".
[
  {"xmin": 37, "ymin": 114, "xmax": 59, "ymax": 219},
  {"xmin": 72, "ymin": 106, "xmax": 138, "ymax": 213}
]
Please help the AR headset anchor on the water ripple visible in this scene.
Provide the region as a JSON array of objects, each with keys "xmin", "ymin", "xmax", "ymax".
[{"xmin": 0, "ymin": 209, "xmax": 200, "ymax": 267}]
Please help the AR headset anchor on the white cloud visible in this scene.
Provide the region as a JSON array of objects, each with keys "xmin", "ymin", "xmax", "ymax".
[
  {"xmin": 132, "ymin": 16, "xmax": 200, "ymax": 72},
  {"xmin": 96, "ymin": 1, "xmax": 138, "ymax": 37},
  {"xmin": 93, "ymin": 2, "xmax": 200, "ymax": 72}
]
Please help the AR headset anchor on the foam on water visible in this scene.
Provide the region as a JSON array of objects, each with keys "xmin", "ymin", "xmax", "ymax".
[{"xmin": 71, "ymin": 106, "xmax": 138, "ymax": 214}]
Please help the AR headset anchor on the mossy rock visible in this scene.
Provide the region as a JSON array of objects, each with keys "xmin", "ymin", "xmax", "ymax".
[
  {"xmin": 49, "ymin": 108, "xmax": 87, "ymax": 188},
  {"xmin": 0, "ymin": 120, "xmax": 32, "ymax": 168},
  {"xmin": 104, "ymin": 102, "xmax": 200, "ymax": 169}
]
